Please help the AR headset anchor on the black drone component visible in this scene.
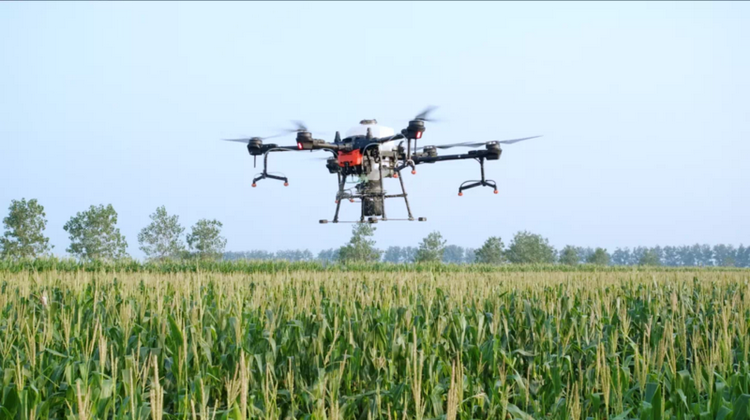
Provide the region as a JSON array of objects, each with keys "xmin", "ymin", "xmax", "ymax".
[
  {"xmin": 421, "ymin": 145, "xmax": 438, "ymax": 159},
  {"xmin": 223, "ymin": 107, "xmax": 541, "ymax": 223},
  {"xmin": 402, "ymin": 119, "xmax": 426, "ymax": 140},
  {"xmin": 296, "ymin": 131, "xmax": 313, "ymax": 149}
]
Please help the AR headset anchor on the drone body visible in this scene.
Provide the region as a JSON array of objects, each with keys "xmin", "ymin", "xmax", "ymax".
[{"xmin": 224, "ymin": 108, "xmax": 540, "ymax": 224}]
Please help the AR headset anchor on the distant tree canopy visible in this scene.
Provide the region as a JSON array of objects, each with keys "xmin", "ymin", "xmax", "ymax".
[
  {"xmin": 587, "ymin": 248, "xmax": 610, "ymax": 266},
  {"xmin": 186, "ymin": 219, "xmax": 227, "ymax": 260},
  {"xmin": 506, "ymin": 231, "xmax": 557, "ymax": 264},
  {"xmin": 1, "ymin": 198, "xmax": 52, "ymax": 259},
  {"xmin": 559, "ymin": 246, "xmax": 579, "ymax": 266},
  {"xmin": 5, "ymin": 198, "xmax": 743, "ymax": 267},
  {"xmin": 414, "ymin": 231, "xmax": 447, "ymax": 263},
  {"xmin": 64, "ymin": 204, "xmax": 128, "ymax": 261},
  {"xmin": 317, "ymin": 248, "xmax": 339, "ymax": 263},
  {"xmin": 224, "ymin": 250, "xmax": 313, "ymax": 262},
  {"xmin": 638, "ymin": 249, "xmax": 661, "ymax": 266},
  {"xmin": 223, "ymin": 235, "xmax": 750, "ymax": 268},
  {"xmin": 138, "ymin": 206, "xmax": 185, "ymax": 261},
  {"xmin": 442, "ymin": 245, "xmax": 466, "ymax": 264},
  {"xmin": 338, "ymin": 224, "xmax": 381, "ymax": 263},
  {"xmin": 474, "ymin": 237, "xmax": 506, "ymax": 265},
  {"xmin": 382, "ymin": 246, "xmax": 418, "ymax": 264}
]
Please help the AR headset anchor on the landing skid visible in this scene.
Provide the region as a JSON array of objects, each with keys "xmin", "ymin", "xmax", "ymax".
[
  {"xmin": 319, "ymin": 217, "xmax": 426, "ymax": 224},
  {"xmin": 324, "ymin": 167, "xmax": 421, "ymax": 224}
]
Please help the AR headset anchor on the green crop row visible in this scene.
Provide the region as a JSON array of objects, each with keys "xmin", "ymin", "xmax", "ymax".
[
  {"xmin": 0, "ymin": 270, "xmax": 749, "ymax": 419},
  {"xmin": 2, "ymin": 257, "xmax": 749, "ymax": 274}
]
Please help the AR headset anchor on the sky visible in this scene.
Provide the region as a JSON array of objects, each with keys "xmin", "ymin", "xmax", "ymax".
[{"xmin": 1, "ymin": 2, "xmax": 749, "ymax": 258}]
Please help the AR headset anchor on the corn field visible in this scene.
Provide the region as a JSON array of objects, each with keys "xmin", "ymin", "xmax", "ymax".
[{"xmin": 0, "ymin": 270, "xmax": 749, "ymax": 419}]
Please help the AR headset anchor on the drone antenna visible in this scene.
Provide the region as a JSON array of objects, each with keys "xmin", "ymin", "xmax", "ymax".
[{"xmin": 335, "ymin": 131, "xmax": 341, "ymax": 143}]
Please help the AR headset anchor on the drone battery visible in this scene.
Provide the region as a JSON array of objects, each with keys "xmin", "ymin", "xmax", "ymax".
[{"xmin": 337, "ymin": 150, "xmax": 363, "ymax": 167}]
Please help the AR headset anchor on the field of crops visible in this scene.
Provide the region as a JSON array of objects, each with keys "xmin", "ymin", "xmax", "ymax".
[{"xmin": 1, "ymin": 269, "xmax": 749, "ymax": 419}]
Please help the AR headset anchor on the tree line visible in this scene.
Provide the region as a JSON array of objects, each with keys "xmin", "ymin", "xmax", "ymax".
[
  {"xmin": 0, "ymin": 198, "xmax": 226, "ymax": 261},
  {"xmin": 2, "ymin": 198, "xmax": 748, "ymax": 267},
  {"xmin": 228, "ymin": 224, "xmax": 750, "ymax": 267}
]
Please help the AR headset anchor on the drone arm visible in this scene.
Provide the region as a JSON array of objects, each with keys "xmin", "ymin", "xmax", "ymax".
[
  {"xmin": 411, "ymin": 149, "xmax": 496, "ymax": 164},
  {"xmin": 397, "ymin": 149, "xmax": 501, "ymax": 195}
]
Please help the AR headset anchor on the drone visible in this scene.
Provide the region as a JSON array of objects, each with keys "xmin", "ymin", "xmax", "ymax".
[{"xmin": 224, "ymin": 107, "xmax": 541, "ymax": 224}]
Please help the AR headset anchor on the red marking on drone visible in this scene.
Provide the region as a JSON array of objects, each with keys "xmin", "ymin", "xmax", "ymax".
[{"xmin": 337, "ymin": 150, "xmax": 363, "ymax": 167}]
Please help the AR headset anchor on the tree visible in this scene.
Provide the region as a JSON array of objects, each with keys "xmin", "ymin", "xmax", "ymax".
[
  {"xmin": 276, "ymin": 249, "xmax": 314, "ymax": 261},
  {"xmin": 383, "ymin": 246, "xmax": 403, "ymax": 263},
  {"xmin": 698, "ymin": 244, "xmax": 714, "ymax": 266},
  {"xmin": 611, "ymin": 248, "xmax": 631, "ymax": 266},
  {"xmin": 401, "ymin": 246, "xmax": 418, "ymax": 263},
  {"xmin": 186, "ymin": 219, "xmax": 227, "ymax": 260},
  {"xmin": 138, "ymin": 206, "xmax": 186, "ymax": 261},
  {"xmin": 443, "ymin": 245, "xmax": 466, "ymax": 264},
  {"xmin": 64, "ymin": 204, "xmax": 128, "ymax": 260},
  {"xmin": 463, "ymin": 248, "xmax": 476, "ymax": 264},
  {"xmin": 338, "ymin": 223, "xmax": 381, "ymax": 263},
  {"xmin": 638, "ymin": 249, "xmax": 661, "ymax": 266},
  {"xmin": 587, "ymin": 248, "xmax": 610, "ymax": 266},
  {"xmin": 414, "ymin": 231, "xmax": 447, "ymax": 263},
  {"xmin": 737, "ymin": 245, "xmax": 749, "ymax": 268},
  {"xmin": 631, "ymin": 247, "xmax": 648, "ymax": 266},
  {"xmin": 677, "ymin": 245, "xmax": 696, "ymax": 266},
  {"xmin": 559, "ymin": 245, "xmax": 579, "ymax": 266},
  {"xmin": 505, "ymin": 231, "xmax": 556, "ymax": 264},
  {"xmin": 712, "ymin": 244, "xmax": 736, "ymax": 267},
  {"xmin": 317, "ymin": 248, "xmax": 340, "ymax": 263},
  {"xmin": 474, "ymin": 237, "xmax": 506, "ymax": 265},
  {"xmin": 663, "ymin": 246, "xmax": 680, "ymax": 266},
  {"xmin": 576, "ymin": 247, "xmax": 595, "ymax": 264},
  {"xmin": 1, "ymin": 198, "xmax": 52, "ymax": 259}
]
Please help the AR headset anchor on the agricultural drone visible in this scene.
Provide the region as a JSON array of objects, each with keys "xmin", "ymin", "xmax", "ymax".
[{"xmin": 223, "ymin": 107, "xmax": 541, "ymax": 224}]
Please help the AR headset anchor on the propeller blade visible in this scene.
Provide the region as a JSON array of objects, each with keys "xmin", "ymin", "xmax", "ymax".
[
  {"xmin": 495, "ymin": 135, "xmax": 543, "ymax": 145},
  {"xmin": 222, "ymin": 133, "xmax": 282, "ymax": 143},
  {"xmin": 414, "ymin": 106, "xmax": 439, "ymax": 122},
  {"xmin": 283, "ymin": 120, "xmax": 309, "ymax": 133},
  {"xmin": 421, "ymin": 135, "xmax": 542, "ymax": 150}
]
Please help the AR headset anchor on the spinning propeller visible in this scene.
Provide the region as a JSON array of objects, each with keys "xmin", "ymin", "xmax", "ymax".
[
  {"xmin": 413, "ymin": 106, "xmax": 440, "ymax": 123},
  {"xmin": 420, "ymin": 135, "xmax": 542, "ymax": 150},
  {"xmin": 222, "ymin": 134, "xmax": 282, "ymax": 144}
]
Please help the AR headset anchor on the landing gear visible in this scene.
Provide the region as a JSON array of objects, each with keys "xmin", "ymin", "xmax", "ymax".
[
  {"xmin": 327, "ymin": 168, "xmax": 424, "ymax": 224},
  {"xmin": 457, "ymin": 157, "xmax": 498, "ymax": 195},
  {"xmin": 252, "ymin": 149, "xmax": 289, "ymax": 187}
]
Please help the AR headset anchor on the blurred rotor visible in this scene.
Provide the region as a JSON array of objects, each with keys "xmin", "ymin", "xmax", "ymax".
[{"xmin": 421, "ymin": 135, "xmax": 542, "ymax": 150}]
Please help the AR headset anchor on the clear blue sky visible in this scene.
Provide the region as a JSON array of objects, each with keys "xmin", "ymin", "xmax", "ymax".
[{"xmin": 2, "ymin": 2, "xmax": 748, "ymax": 258}]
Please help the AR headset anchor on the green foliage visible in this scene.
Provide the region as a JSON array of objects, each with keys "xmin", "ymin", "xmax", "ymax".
[
  {"xmin": 338, "ymin": 223, "xmax": 381, "ymax": 263},
  {"xmin": 587, "ymin": 247, "xmax": 610, "ymax": 265},
  {"xmin": 186, "ymin": 219, "xmax": 226, "ymax": 260},
  {"xmin": 474, "ymin": 236, "xmax": 506, "ymax": 264},
  {"xmin": 137, "ymin": 206, "xmax": 186, "ymax": 261},
  {"xmin": 559, "ymin": 245, "xmax": 579, "ymax": 266},
  {"xmin": 0, "ymin": 198, "xmax": 51, "ymax": 259},
  {"xmin": 639, "ymin": 248, "xmax": 662, "ymax": 266},
  {"xmin": 63, "ymin": 204, "xmax": 128, "ymax": 260},
  {"xmin": 442, "ymin": 244, "xmax": 467, "ymax": 264},
  {"xmin": 506, "ymin": 230, "xmax": 556, "ymax": 264},
  {"xmin": 414, "ymin": 231, "xmax": 447, "ymax": 263},
  {"xmin": 0, "ymin": 269, "xmax": 747, "ymax": 418},
  {"xmin": 2, "ymin": 256, "xmax": 748, "ymax": 274}
]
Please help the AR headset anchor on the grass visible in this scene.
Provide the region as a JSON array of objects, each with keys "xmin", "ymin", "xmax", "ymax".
[{"xmin": 0, "ymin": 269, "xmax": 748, "ymax": 419}]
